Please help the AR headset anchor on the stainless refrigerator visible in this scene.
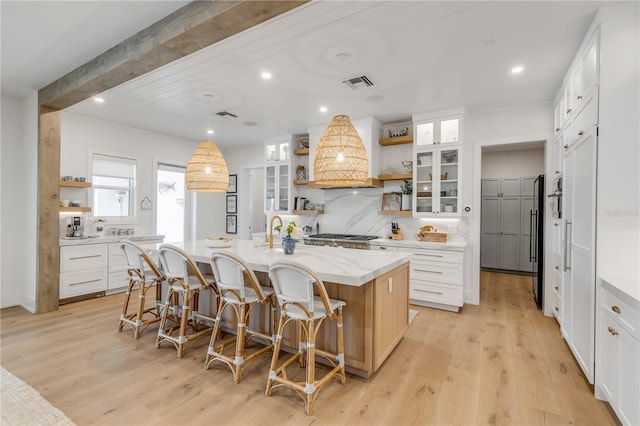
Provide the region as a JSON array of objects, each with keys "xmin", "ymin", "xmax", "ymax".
[{"xmin": 531, "ymin": 175, "xmax": 544, "ymax": 308}]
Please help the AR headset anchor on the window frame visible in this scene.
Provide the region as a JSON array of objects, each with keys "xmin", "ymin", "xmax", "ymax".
[{"xmin": 90, "ymin": 152, "xmax": 139, "ymax": 223}]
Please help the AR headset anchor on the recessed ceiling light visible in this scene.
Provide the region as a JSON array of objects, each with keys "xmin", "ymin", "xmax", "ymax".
[
  {"xmin": 207, "ymin": 129, "xmax": 214, "ymax": 135},
  {"xmin": 511, "ymin": 66, "xmax": 524, "ymax": 74},
  {"xmin": 261, "ymin": 71, "xmax": 272, "ymax": 80},
  {"xmin": 94, "ymin": 97, "xmax": 104, "ymax": 103},
  {"xmin": 319, "ymin": 106, "xmax": 328, "ymax": 113}
]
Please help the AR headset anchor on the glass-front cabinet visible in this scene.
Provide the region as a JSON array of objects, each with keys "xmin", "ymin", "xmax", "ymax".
[
  {"xmin": 414, "ymin": 145, "xmax": 461, "ymax": 216},
  {"xmin": 414, "ymin": 117, "xmax": 460, "ymax": 146},
  {"xmin": 265, "ymin": 137, "xmax": 291, "ymax": 213}
]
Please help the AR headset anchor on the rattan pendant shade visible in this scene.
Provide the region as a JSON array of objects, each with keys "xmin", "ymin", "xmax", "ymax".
[
  {"xmin": 186, "ymin": 139, "xmax": 229, "ymax": 192},
  {"xmin": 314, "ymin": 114, "xmax": 368, "ymax": 186}
]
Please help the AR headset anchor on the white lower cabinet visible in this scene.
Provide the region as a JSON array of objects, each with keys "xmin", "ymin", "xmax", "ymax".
[
  {"xmin": 59, "ymin": 244, "xmax": 108, "ymax": 300},
  {"xmin": 595, "ymin": 282, "xmax": 640, "ymax": 426},
  {"xmin": 398, "ymin": 247, "xmax": 464, "ymax": 312},
  {"xmin": 108, "ymin": 242, "xmax": 129, "ymax": 292}
]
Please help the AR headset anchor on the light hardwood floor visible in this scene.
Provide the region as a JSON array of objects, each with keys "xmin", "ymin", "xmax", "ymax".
[{"xmin": 1, "ymin": 272, "xmax": 618, "ymax": 425}]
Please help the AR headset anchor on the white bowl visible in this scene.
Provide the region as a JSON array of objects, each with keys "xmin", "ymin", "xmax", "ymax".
[{"xmin": 206, "ymin": 237, "xmax": 234, "ymax": 248}]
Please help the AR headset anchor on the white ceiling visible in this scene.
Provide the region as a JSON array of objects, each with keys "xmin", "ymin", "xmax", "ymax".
[{"xmin": 2, "ymin": 1, "xmax": 615, "ymax": 149}]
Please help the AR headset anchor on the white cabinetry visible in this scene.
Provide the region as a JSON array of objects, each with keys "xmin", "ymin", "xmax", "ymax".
[
  {"xmin": 265, "ymin": 137, "xmax": 291, "ymax": 213},
  {"xmin": 399, "ymin": 247, "xmax": 464, "ymax": 312},
  {"xmin": 414, "ymin": 145, "xmax": 461, "ymax": 216},
  {"xmin": 413, "ymin": 110, "xmax": 462, "ymax": 146},
  {"xmin": 562, "ymin": 127, "xmax": 597, "ymax": 384},
  {"xmin": 59, "ymin": 244, "xmax": 108, "ymax": 300},
  {"xmin": 107, "ymin": 237, "xmax": 163, "ymax": 293},
  {"xmin": 596, "ymin": 281, "xmax": 640, "ymax": 426}
]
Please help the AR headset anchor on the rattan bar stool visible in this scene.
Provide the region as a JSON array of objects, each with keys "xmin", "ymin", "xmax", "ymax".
[
  {"xmin": 204, "ymin": 251, "xmax": 276, "ymax": 383},
  {"xmin": 266, "ymin": 260, "xmax": 346, "ymax": 415},
  {"xmin": 155, "ymin": 244, "xmax": 216, "ymax": 358},
  {"xmin": 118, "ymin": 240, "xmax": 165, "ymax": 339}
]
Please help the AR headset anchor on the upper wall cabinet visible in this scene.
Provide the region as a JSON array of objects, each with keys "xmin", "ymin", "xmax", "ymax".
[
  {"xmin": 265, "ymin": 136, "xmax": 292, "ymax": 213},
  {"xmin": 413, "ymin": 108, "xmax": 464, "ymax": 147}
]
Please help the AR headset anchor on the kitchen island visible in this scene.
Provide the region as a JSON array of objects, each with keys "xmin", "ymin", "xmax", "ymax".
[{"xmin": 141, "ymin": 239, "xmax": 411, "ymax": 377}]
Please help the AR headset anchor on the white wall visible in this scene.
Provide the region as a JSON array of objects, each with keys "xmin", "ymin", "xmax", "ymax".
[
  {"xmin": 1, "ymin": 93, "xmax": 38, "ymax": 311},
  {"xmin": 596, "ymin": 2, "xmax": 640, "ymax": 292},
  {"xmin": 482, "ymin": 147, "xmax": 545, "ymax": 178},
  {"xmin": 61, "ymin": 113, "xmax": 199, "ymax": 236}
]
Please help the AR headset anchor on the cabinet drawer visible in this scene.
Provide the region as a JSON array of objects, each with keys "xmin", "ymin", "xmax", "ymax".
[
  {"xmin": 570, "ymin": 91, "xmax": 598, "ymax": 143},
  {"xmin": 109, "ymin": 252, "xmax": 127, "ymax": 273},
  {"xmin": 370, "ymin": 245, "xmax": 398, "ymax": 253},
  {"xmin": 400, "ymin": 247, "xmax": 463, "ymax": 264},
  {"xmin": 411, "ymin": 281, "xmax": 463, "ymax": 306},
  {"xmin": 60, "ymin": 269, "xmax": 107, "ymax": 299},
  {"xmin": 411, "ymin": 262, "xmax": 462, "ymax": 285},
  {"xmin": 60, "ymin": 244, "xmax": 108, "ymax": 272},
  {"xmin": 601, "ymin": 286, "xmax": 639, "ymax": 340},
  {"xmin": 108, "ymin": 271, "xmax": 129, "ymax": 291}
]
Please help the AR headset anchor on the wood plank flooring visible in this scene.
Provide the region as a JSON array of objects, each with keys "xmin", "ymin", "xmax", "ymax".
[{"xmin": 1, "ymin": 272, "xmax": 618, "ymax": 425}]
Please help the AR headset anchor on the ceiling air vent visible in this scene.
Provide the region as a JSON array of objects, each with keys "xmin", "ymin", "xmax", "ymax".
[
  {"xmin": 342, "ymin": 75, "xmax": 374, "ymax": 90},
  {"xmin": 216, "ymin": 111, "xmax": 238, "ymax": 119}
]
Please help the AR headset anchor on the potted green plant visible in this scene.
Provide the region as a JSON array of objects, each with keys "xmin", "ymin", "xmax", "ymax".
[
  {"xmin": 400, "ymin": 179, "xmax": 412, "ymax": 211},
  {"xmin": 274, "ymin": 221, "xmax": 303, "ymax": 254}
]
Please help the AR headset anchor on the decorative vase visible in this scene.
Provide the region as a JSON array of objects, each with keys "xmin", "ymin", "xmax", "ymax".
[
  {"xmin": 282, "ymin": 236, "xmax": 296, "ymax": 255},
  {"xmin": 296, "ymin": 165, "xmax": 306, "ymax": 180},
  {"xmin": 402, "ymin": 194, "xmax": 412, "ymax": 211}
]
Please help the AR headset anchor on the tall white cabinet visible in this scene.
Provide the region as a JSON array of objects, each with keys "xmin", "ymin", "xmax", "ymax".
[{"xmin": 561, "ymin": 126, "xmax": 597, "ymax": 383}]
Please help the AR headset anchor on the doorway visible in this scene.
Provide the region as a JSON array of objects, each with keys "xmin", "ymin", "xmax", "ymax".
[
  {"xmin": 248, "ymin": 167, "xmax": 265, "ymax": 239},
  {"xmin": 156, "ymin": 163, "xmax": 190, "ymax": 243},
  {"xmin": 479, "ymin": 143, "xmax": 544, "ymax": 274}
]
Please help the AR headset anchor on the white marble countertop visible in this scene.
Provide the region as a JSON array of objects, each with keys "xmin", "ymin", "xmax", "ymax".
[
  {"xmin": 599, "ymin": 273, "xmax": 640, "ymax": 304},
  {"xmin": 140, "ymin": 239, "xmax": 411, "ymax": 287},
  {"xmin": 369, "ymin": 234, "xmax": 467, "ymax": 250},
  {"xmin": 59, "ymin": 234, "xmax": 164, "ymax": 247}
]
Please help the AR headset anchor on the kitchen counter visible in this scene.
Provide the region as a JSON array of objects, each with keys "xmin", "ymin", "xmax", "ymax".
[
  {"xmin": 370, "ymin": 234, "xmax": 467, "ymax": 250},
  {"xmin": 141, "ymin": 239, "xmax": 411, "ymax": 377},
  {"xmin": 59, "ymin": 234, "xmax": 164, "ymax": 247},
  {"xmin": 142, "ymin": 239, "xmax": 410, "ymax": 286}
]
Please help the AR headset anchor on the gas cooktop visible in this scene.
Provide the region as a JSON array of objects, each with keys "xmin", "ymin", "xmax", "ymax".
[{"xmin": 308, "ymin": 234, "xmax": 379, "ymax": 241}]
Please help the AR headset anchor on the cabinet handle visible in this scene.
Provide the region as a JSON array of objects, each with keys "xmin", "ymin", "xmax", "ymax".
[
  {"xmin": 554, "ymin": 307, "xmax": 559, "ymax": 312},
  {"xmin": 608, "ymin": 327, "xmax": 618, "ymax": 336},
  {"xmin": 379, "ymin": 246, "xmax": 387, "ymax": 250},
  {"xmin": 69, "ymin": 254, "xmax": 103, "ymax": 260},
  {"xmin": 563, "ymin": 220, "xmax": 572, "ymax": 271},
  {"xmin": 555, "ymin": 170, "xmax": 560, "ymax": 174},
  {"xmin": 555, "ymin": 266, "xmax": 559, "ymax": 270},
  {"xmin": 415, "ymin": 269, "xmax": 443, "ymax": 274},
  {"xmin": 554, "ymin": 286, "xmax": 559, "ymax": 291},
  {"xmin": 415, "ymin": 289, "xmax": 443, "ymax": 295},
  {"xmin": 564, "ymin": 144, "xmax": 569, "ymax": 149},
  {"xmin": 69, "ymin": 278, "xmax": 102, "ymax": 286},
  {"xmin": 554, "ymin": 223, "xmax": 559, "ymax": 227},
  {"xmin": 611, "ymin": 305, "xmax": 621, "ymax": 314},
  {"xmin": 555, "ymin": 128, "xmax": 561, "ymax": 132},
  {"xmin": 566, "ymin": 108, "xmax": 572, "ymax": 114},
  {"xmin": 578, "ymin": 130, "xmax": 584, "ymax": 136},
  {"xmin": 577, "ymin": 95, "xmax": 583, "ymax": 100},
  {"xmin": 415, "ymin": 253, "xmax": 443, "ymax": 258}
]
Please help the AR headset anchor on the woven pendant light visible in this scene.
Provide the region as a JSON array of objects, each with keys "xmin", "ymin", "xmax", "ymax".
[
  {"xmin": 314, "ymin": 114, "xmax": 368, "ymax": 186},
  {"xmin": 186, "ymin": 140, "xmax": 229, "ymax": 192}
]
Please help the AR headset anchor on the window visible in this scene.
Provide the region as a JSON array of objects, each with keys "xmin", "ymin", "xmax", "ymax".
[{"xmin": 92, "ymin": 154, "xmax": 136, "ymax": 218}]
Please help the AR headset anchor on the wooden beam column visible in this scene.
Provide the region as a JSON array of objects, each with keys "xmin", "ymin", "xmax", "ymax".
[{"xmin": 35, "ymin": 0, "xmax": 308, "ymax": 312}]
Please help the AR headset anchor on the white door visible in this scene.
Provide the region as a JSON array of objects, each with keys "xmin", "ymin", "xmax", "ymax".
[
  {"xmin": 563, "ymin": 128, "xmax": 597, "ymax": 384},
  {"xmin": 156, "ymin": 163, "xmax": 189, "ymax": 243}
]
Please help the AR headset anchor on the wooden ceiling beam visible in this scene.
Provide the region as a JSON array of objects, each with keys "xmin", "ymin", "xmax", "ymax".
[{"xmin": 38, "ymin": 0, "xmax": 308, "ymax": 110}]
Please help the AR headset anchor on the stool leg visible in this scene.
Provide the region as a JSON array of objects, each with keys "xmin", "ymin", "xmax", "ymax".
[
  {"xmin": 119, "ymin": 278, "xmax": 134, "ymax": 332},
  {"xmin": 156, "ymin": 287, "xmax": 174, "ymax": 348},
  {"xmin": 233, "ymin": 302, "xmax": 247, "ymax": 383},
  {"xmin": 134, "ymin": 280, "xmax": 146, "ymax": 339},
  {"xmin": 265, "ymin": 311, "xmax": 286, "ymax": 396},
  {"xmin": 177, "ymin": 290, "xmax": 191, "ymax": 358},
  {"xmin": 298, "ymin": 322, "xmax": 307, "ymax": 368},
  {"xmin": 204, "ymin": 299, "xmax": 227, "ymax": 369},
  {"xmin": 305, "ymin": 319, "xmax": 316, "ymax": 416},
  {"xmin": 337, "ymin": 307, "xmax": 346, "ymax": 383}
]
